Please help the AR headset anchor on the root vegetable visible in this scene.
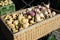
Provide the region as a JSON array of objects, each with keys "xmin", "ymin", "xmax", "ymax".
[
  {"xmin": 27, "ymin": 8, "xmax": 32, "ymax": 12},
  {"xmin": 0, "ymin": 3, "xmax": 2, "ymax": 6},
  {"xmin": 12, "ymin": 13, "xmax": 19, "ymax": 19},
  {"xmin": 34, "ymin": 8, "xmax": 40, "ymax": 13},
  {"xmin": 42, "ymin": 7, "xmax": 46, "ymax": 10},
  {"xmin": 48, "ymin": 9, "xmax": 53, "ymax": 17},
  {"xmin": 44, "ymin": 11, "xmax": 48, "ymax": 15},
  {"xmin": 23, "ymin": 23, "xmax": 29, "ymax": 28},
  {"xmin": 40, "ymin": 17, "xmax": 44, "ymax": 21},
  {"xmin": 4, "ymin": 15, "xmax": 10, "ymax": 20},
  {"xmin": 1, "ymin": 1, "xmax": 4, "ymax": 6},
  {"xmin": 48, "ymin": 9, "xmax": 51, "ymax": 14},
  {"xmin": 30, "ymin": 20, "xmax": 35, "ymax": 24},
  {"xmin": 28, "ymin": 11, "xmax": 35, "ymax": 16},
  {"xmin": 13, "ymin": 28, "xmax": 18, "ymax": 33},
  {"xmin": 4, "ymin": 0, "xmax": 8, "ymax": 6},
  {"xmin": 8, "ymin": 0, "xmax": 13, "ymax": 4},
  {"xmin": 48, "ymin": 13, "xmax": 53, "ymax": 18},
  {"xmin": 44, "ymin": 3, "xmax": 50, "ymax": 8},
  {"xmin": 21, "ymin": 18, "xmax": 28, "ymax": 24},
  {"xmin": 27, "ymin": 15, "xmax": 32, "ymax": 19},
  {"xmin": 7, "ymin": 21, "xmax": 12, "ymax": 25},
  {"xmin": 37, "ymin": 5, "xmax": 42, "ymax": 9},
  {"xmin": 39, "ymin": 13, "xmax": 45, "ymax": 19},
  {"xmin": 18, "ymin": 14, "xmax": 24, "ymax": 22},
  {"xmin": 9, "ymin": 24, "xmax": 15, "ymax": 29},
  {"xmin": 13, "ymin": 20, "xmax": 18, "ymax": 25},
  {"xmin": 52, "ymin": 11, "xmax": 56, "ymax": 16},
  {"xmin": 15, "ymin": 26, "xmax": 19, "ymax": 30},
  {"xmin": 35, "ymin": 14, "xmax": 41, "ymax": 22},
  {"xmin": 19, "ymin": 26, "xmax": 23, "ymax": 31}
]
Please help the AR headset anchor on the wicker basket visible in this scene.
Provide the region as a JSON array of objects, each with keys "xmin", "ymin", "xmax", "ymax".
[{"xmin": 0, "ymin": 7, "xmax": 60, "ymax": 40}]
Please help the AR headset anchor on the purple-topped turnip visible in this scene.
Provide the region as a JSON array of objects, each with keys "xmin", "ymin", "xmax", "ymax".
[
  {"xmin": 37, "ymin": 5, "xmax": 42, "ymax": 9},
  {"xmin": 34, "ymin": 8, "xmax": 40, "ymax": 13},
  {"xmin": 28, "ymin": 11, "xmax": 35, "ymax": 16}
]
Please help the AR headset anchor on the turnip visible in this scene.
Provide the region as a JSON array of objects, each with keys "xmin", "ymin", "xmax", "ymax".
[
  {"xmin": 39, "ymin": 13, "xmax": 45, "ymax": 19},
  {"xmin": 18, "ymin": 14, "xmax": 24, "ymax": 23},
  {"xmin": 1, "ymin": 1, "xmax": 4, "ymax": 6},
  {"xmin": 34, "ymin": 8, "xmax": 40, "ymax": 13},
  {"xmin": 13, "ymin": 20, "xmax": 18, "ymax": 26},
  {"xmin": 27, "ymin": 8, "xmax": 32, "ymax": 12},
  {"xmin": 7, "ymin": 20, "xmax": 12, "ymax": 25},
  {"xmin": 4, "ymin": 0, "xmax": 8, "ymax": 6},
  {"xmin": 28, "ymin": 11, "xmax": 35, "ymax": 16},
  {"xmin": 35, "ymin": 13, "xmax": 41, "ymax": 22},
  {"xmin": 37, "ymin": 5, "xmax": 42, "ymax": 9},
  {"xmin": 12, "ymin": 28, "xmax": 18, "ymax": 33},
  {"xmin": 19, "ymin": 26, "xmax": 23, "ymax": 31},
  {"xmin": 52, "ymin": 11, "xmax": 56, "ymax": 16},
  {"xmin": 23, "ymin": 23, "xmax": 29, "ymax": 28},
  {"xmin": 30, "ymin": 18, "xmax": 35, "ymax": 24},
  {"xmin": 8, "ymin": 0, "xmax": 13, "ymax": 4},
  {"xmin": 27, "ymin": 15, "xmax": 32, "ymax": 19},
  {"xmin": 21, "ymin": 18, "xmax": 28, "ymax": 24},
  {"xmin": 8, "ymin": 24, "xmax": 15, "ymax": 29},
  {"xmin": 15, "ymin": 26, "xmax": 19, "ymax": 30}
]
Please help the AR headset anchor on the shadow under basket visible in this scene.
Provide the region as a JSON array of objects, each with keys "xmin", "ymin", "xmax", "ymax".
[
  {"xmin": 0, "ymin": 6, "xmax": 60, "ymax": 40},
  {"xmin": 52, "ymin": 28, "xmax": 60, "ymax": 40}
]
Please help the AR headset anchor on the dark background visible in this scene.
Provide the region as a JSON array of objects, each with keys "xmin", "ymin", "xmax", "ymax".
[
  {"xmin": 0, "ymin": 0, "xmax": 60, "ymax": 40},
  {"xmin": 12, "ymin": 0, "xmax": 60, "ymax": 11}
]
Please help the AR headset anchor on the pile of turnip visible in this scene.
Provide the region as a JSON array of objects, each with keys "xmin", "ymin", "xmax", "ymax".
[
  {"xmin": 0, "ymin": 0, "xmax": 13, "ymax": 6},
  {"xmin": 3, "ymin": 4, "xmax": 56, "ymax": 33}
]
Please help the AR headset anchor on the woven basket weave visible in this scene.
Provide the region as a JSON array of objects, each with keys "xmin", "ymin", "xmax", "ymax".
[
  {"xmin": 13, "ymin": 14, "xmax": 60, "ymax": 40},
  {"xmin": 1, "ymin": 7, "xmax": 60, "ymax": 40}
]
